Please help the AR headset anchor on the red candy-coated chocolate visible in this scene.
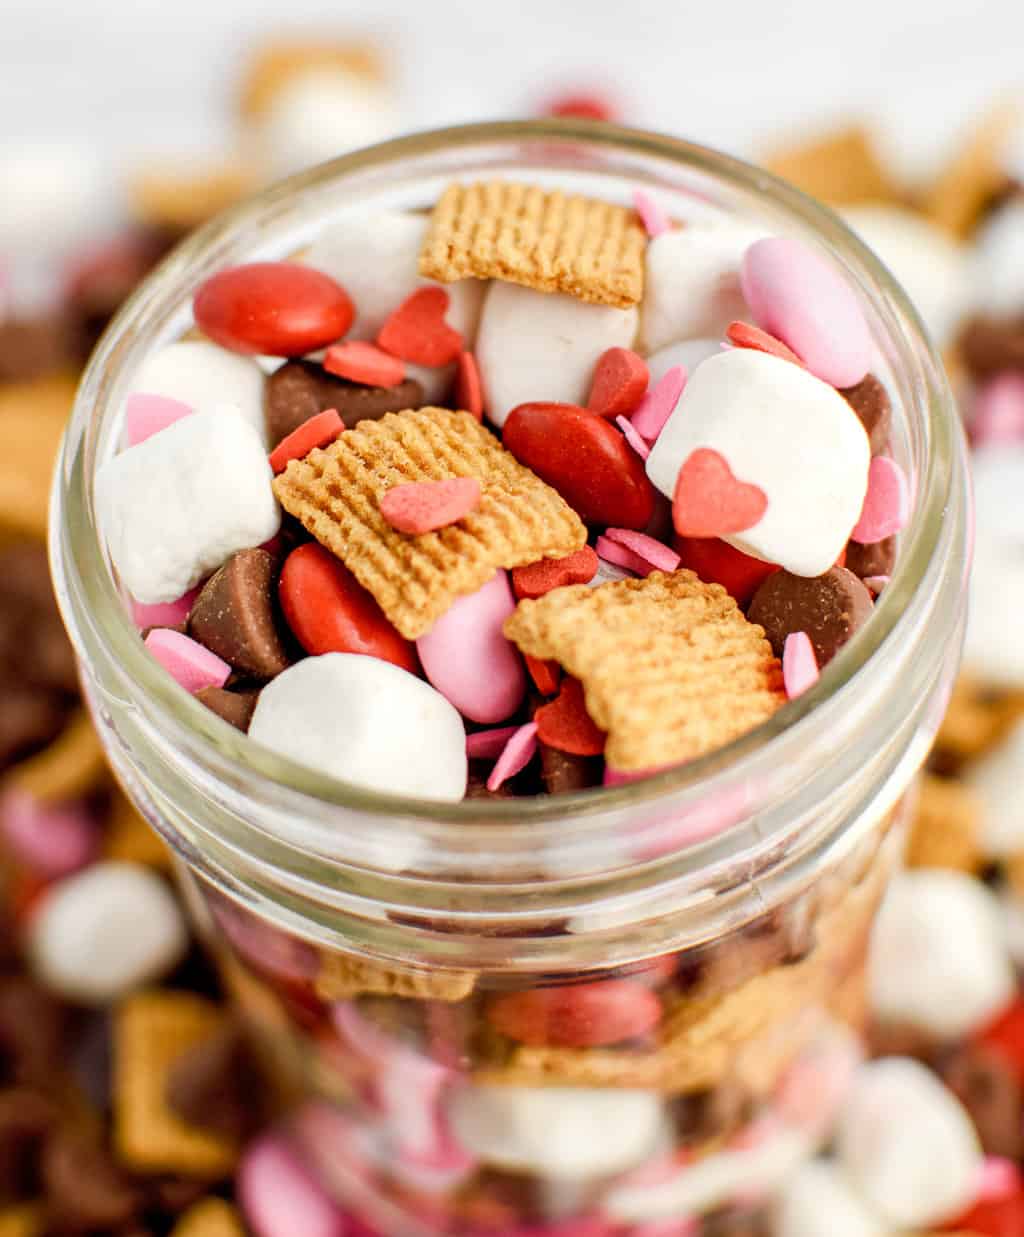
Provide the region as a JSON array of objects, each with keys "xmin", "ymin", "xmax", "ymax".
[
  {"xmin": 487, "ymin": 979, "xmax": 662, "ymax": 1048},
  {"xmin": 673, "ymin": 536, "xmax": 778, "ymax": 606},
  {"xmin": 672, "ymin": 448, "xmax": 768, "ymax": 538},
  {"xmin": 525, "ymin": 655, "xmax": 561, "ymax": 696},
  {"xmin": 542, "ymin": 91, "xmax": 618, "ymax": 122},
  {"xmin": 377, "ymin": 287, "xmax": 463, "ymax": 366},
  {"xmin": 193, "ymin": 262, "xmax": 354, "ymax": 356},
  {"xmin": 943, "ymin": 1190, "xmax": 1024, "ymax": 1237},
  {"xmin": 279, "ymin": 543, "xmax": 418, "ymax": 673},
  {"xmin": 503, "ymin": 403, "xmax": 656, "ymax": 529},
  {"xmin": 534, "ymin": 677, "xmax": 606, "ymax": 756},
  {"xmin": 976, "ymin": 997, "xmax": 1024, "ymax": 1086},
  {"xmin": 455, "ymin": 351, "xmax": 484, "ymax": 421},
  {"xmin": 379, "ymin": 477, "xmax": 482, "ymax": 535},
  {"xmin": 269, "ymin": 410, "xmax": 344, "ymax": 474},
  {"xmin": 511, "ymin": 546, "xmax": 599, "ymax": 600},
  {"xmin": 726, "ymin": 320, "xmax": 806, "ymax": 367},
  {"xmin": 586, "ymin": 347, "xmax": 649, "ymax": 418},
  {"xmin": 323, "ymin": 340, "xmax": 406, "ymax": 388}
]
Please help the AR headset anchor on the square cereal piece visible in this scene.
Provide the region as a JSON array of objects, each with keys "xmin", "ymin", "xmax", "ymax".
[
  {"xmin": 419, "ymin": 180, "xmax": 646, "ymax": 308},
  {"xmin": 171, "ymin": 1198, "xmax": 245, "ymax": 1237},
  {"xmin": 315, "ymin": 951, "xmax": 477, "ymax": 1002},
  {"xmin": 503, "ymin": 569, "xmax": 784, "ymax": 771},
  {"xmin": 761, "ymin": 126, "xmax": 897, "ymax": 207},
  {"xmin": 272, "ymin": 407, "xmax": 587, "ymax": 639},
  {"xmin": 113, "ymin": 991, "xmax": 237, "ymax": 1178},
  {"xmin": 904, "ymin": 773, "xmax": 982, "ymax": 874}
]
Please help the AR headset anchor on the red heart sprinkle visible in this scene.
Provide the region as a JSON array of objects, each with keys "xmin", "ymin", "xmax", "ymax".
[
  {"xmin": 379, "ymin": 477, "xmax": 481, "ymax": 535},
  {"xmin": 268, "ymin": 409, "xmax": 344, "ymax": 474},
  {"xmin": 534, "ymin": 677, "xmax": 606, "ymax": 756},
  {"xmin": 511, "ymin": 546, "xmax": 599, "ymax": 600},
  {"xmin": 455, "ymin": 351, "xmax": 484, "ymax": 421},
  {"xmin": 323, "ymin": 340, "xmax": 406, "ymax": 388},
  {"xmin": 525, "ymin": 655, "xmax": 561, "ymax": 696},
  {"xmin": 377, "ymin": 287, "xmax": 463, "ymax": 367},
  {"xmin": 726, "ymin": 320, "xmax": 806, "ymax": 367},
  {"xmin": 672, "ymin": 449, "xmax": 768, "ymax": 539},
  {"xmin": 586, "ymin": 347, "xmax": 649, "ymax": 418}
]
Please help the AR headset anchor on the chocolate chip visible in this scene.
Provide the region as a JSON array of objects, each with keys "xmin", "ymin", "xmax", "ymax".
[
  {"xmin": 844, "ymin": 536, "xmax": 895, "ymax": 580},
  {"xmin": 958, "ymin": 313, "xmax": 1024, "ymax": 381},
  {"xmin": 539, "ymin": 743, "xmax": 602, "ymax": 795},
  {"xmin": 747, "ymin": 566, "xmax": 874, "ymax": 667},
  {"xmin": 702, "ymin": 1208, "xmax": 771, "ymax": 1237},
  {"xmin": 0, "ymin": 688, "xmax": 68, "ymax": 769},
  {"xmin": 839, "ymin": 373, "xmax": 891, "ymax": 455},
  {"xmin": 0, "ymin": 315, "xmax": 77, "ymax": 383},
  {"xmin": 0, "ymin": 1089, "xmax": 55, "ymax": 1204},
  {"xmin": 265, "ymin": 360, "xmax": 424, "ymax": 445},
  {"xmin": 195, "ymin": 685, "xmax": 260, "ymax": 731},
  {"xmin": 188, "ymin": 549, "xmax": 290, "ymax": 679},
  {"xmin": 147, "ymin": 1175, "xmax": 209, "ymax": 1214},
  {"xmin": 42, "ymin": 1130, "xmax": 141, "ymax": 1231},
  {"xmin": 940, "ymin": 1042, "xmax": 1023, "ymax": 1158},
  {"xmin": 165, "ymin": 1022, "xmax": 262, "ymax": 1142},
  {"xmin": 0, "ymin": 977, "xmax": 66, "ymax": 1086},
  {"xmin": 0, "ymin": 543, "xmax": 78, "ymax": 695},
  {"xmin": 464, "ymin": 770, "xmax": 516, "ymax": 799}
]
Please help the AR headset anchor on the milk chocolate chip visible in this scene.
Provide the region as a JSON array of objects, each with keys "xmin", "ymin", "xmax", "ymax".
[
  {"xmin": 188, "ymin": 549, "xmax": 290, "ymax": 679},
  {"xmin": 839, "ymin": 373, "xmax": 892, "ymax": 455},
  {"xmin": 747, "ymin": 566, "xmax": 874, "ymax": 666},
  {"xmin": 265, "ymin": 360, "xmax": 424, "ymax": 445}
]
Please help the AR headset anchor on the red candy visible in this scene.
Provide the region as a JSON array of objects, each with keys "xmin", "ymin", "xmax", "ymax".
[
  {"xmin": 534, "ymin": 677, "xmax": 606, "ymax": 756},
  {"xmin": 503, "ymin": 403, "xmax": 656, "ymax": 529},
  {"xmin": 976, "ymin": 997, "xmax": 1024, "ymax": 1086},
  {"xmin": 542, "ymin": 91, "xmax": 618, "ymax": 122},
  {"xmin": 672, "ymin": 448, "xmax": 768, "ymax": 538},
  {"xmin": 511, "ymin": 546, "xmax": 599, "ymax": 600},
  {"xmin": 269, "ymin": 410, "xmax": 344, "ymax": 474},
  {"xmin": 525, "ymin": 655, "xmax": 562, "ymax": 696},
  {"xmin": 193, "ymin": 262, "xmax": 354, "ymax": 356},
  {"xmin": 586, "ymin": 347, "xmax": 649, "ymax": 418},
  {"xmin": 455, "ymin": 351, "xmax": 484, "ymax": 421},
  {"xmin": 487, "ymin": 978, "xmax": 662, "ymax": 1048},
  {"xmin": 377, "ymin": 287, "xmax": 463, "ymax": 367},
  {"xmin": 673, "ymin": 536, "xmax": 779, "ymax": 606},
  {"xmin": 323, "ymin": 340, "xmax": 405, "ymax": 388},
  {"xmin": 379, "ymin": 477, "xmax": 481, "ymax": 535},
  {"xmin": 943, "ymin": 1190, "xmax": 1024, "ymax": 1237},
  {"xmin": 279, "ymin": 543, "xmax": 418, "ymax": 673},
  {"xmin": 726, "ymin": 320, "xmax": 806, "ymax": 367}
]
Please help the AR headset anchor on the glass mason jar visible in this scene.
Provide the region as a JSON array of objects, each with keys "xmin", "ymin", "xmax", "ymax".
[{"xmin": 51, "ymin": 122, "xmax": 970, "ymax": 1235}]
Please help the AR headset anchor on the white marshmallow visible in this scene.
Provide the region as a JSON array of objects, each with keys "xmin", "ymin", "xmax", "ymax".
[
  {"xmin": 0, "ymin": 141, "xmax": 114, "ymax": 256},
  {"xmin": 640, "ymin": 224, "xmax": 763, "ymax": 354},
  {"xmin": 646, "ymin": 337, "xmax": 721, "ymax": 386},
  {"xmin": 967, "ymin": 719, "xmax": 1024, "ymax": 856},
  {"xmin": 868, "ymin": 870, "xmax": 1015, "ymax": 1038},
  {"xmin": 964, "ymin": 446, "xmax": 1024, "ymax": 687},
  {"xmin": 130, "ymin": 341, "xmax": 267, "ymax": 443},
  {"xmin": 645, "ymin": 349, "xmax": 870, "ymax": 576},
  {"xmin": 476, "ymin": 282, "xmax": 638, "ymax": 428},
  {"xmin": 774, "ymin": 1160, "xmax": 885, "ymax": 1237},
  {"xmin": 836, "ymin": 1058, "xmax": 981, "ymax": 1228},
  {"xmin": 1000, "ymin": 884, "xmax": 1024, "ymax": 967},
  {"xmin": 98, "ymin": 407, "xmax": 280, "ymax": 604},
  {"xmin": 249, "ymin": 654, "xmax": 467, "ymax": 802},
  {"xmin": 842, "ymin": 205, "xmax": 971, "ymax": 348},
  {"xmin": 447, "ymin": 1084, "xmax": 663, "ymax": 1180},
  {"xmin": 971, "ymin": 198, "xmax": 1024, "ymax": 317},
  {"xmin": 28, "ymin": 862, "xmax": 187, "ymax": 1004}
]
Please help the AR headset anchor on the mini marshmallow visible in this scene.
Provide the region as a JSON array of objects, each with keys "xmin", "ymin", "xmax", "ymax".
[
  {"xmin": 27, "ymin": 861, "xmax": 188, "ymax": 1004},
  {"xmin": 97, "ymin": 407, "xmax": 280, "ymax": 604},
  {"xmin": 967, "ymin": 719, "xmax": 1024, "ymax": 856},
  {"xmin": 249, "ymin": 653, "xmax": 467, "ymax": 802},
  {"xmin": 971, "ymin": 198, "xmax": 1024, "ymax": 317},
  {"xmin": 646, "ymin": 349, "xmax": 870, "ymax": 576},
  {"xmin": 836, "ymin": 1057, "xmax": 982, "ymax": 1228},
  {"xmin": 129, "ymin": 340, "xmax": 266, "ymax": 442},
  {"xmin": 646, "ymin": 338, "xmax": 720, "ymax": 386},
  {"xmin": 476, "ymin": 282, "xmax": 638, "ymax": 428},
  {"xmin": 1000, "ymin": 885, "xmax": 1024, "ymax": 968},
  {"xmin": 868, "ymin": 870, "xmax": 1015, "ymax": 1038},
  {"xmin": 0, "ymin": 140, "xmax": 114, "ymax": 256},
  {"xmin": 640, "ymin": 223, "xmax": 764, "ymax": 354},
  {"xmin": 774, "ymin": 1160, "xmax": 885, "ymax": 1237},
  {"xmin": 447, "ymin": 1084, "xmax": 663, "ymax": 1180}
]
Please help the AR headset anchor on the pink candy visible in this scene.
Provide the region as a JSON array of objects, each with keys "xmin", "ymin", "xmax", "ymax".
[
  {"xmin": 632, "ymin": 189, "xmax": 672, "ymax": 240},
  {"xmin": 783, "ymin": 631, "xmax": 819, "ymax": 699},
  {"xmin": 124, "ymin": 392, "xmax": 193, "ymax": 447},
  {"xmin": 144, "ymin": 628, "xmax": 231, "ymax": 693},
  {"xmin": 741, "ymin": 236, "xmax": 873, "ymax": 388},
  {"xmin": 487, "ymin": 721, "xmax": 539, "ymax": 791},
  {"xmin": 615, "ymin": 414, "xmax": 652, "ymax": 460},
  {"xmin": 466, "ymin": 725, "xmax": 520, "ymax": 760},
  {"xmin": 971, "ymin": 374, "xmax": 1024, "ymax": 446},
  {"xmin": 975, "ymin": 1155, "xmax": 1022, "ymax": 1202},
  {"xmin": 238, "ymin": 1134, "xmax": 348, "ymax": 1237},
  {"xmin": 594, "ymin": 537, "xmax": 645, "ymax": 576},
  {"xmin": 129, "ymin": 585, "xmax": 199, "ymax": 632},
  {"xmin": 630, "ymin": 365, "xmax": 686, "ymax": 441},
  {"xmin": 603, "ymin": 528, "xmax": 681, "ymax": 574},
  {"xmin": 0, "ymin": 789, "xmax": 99, "ymax": 879},
  {"xmin": 850, "ymin": 455, "xmax": 910, "ymax": 544}
]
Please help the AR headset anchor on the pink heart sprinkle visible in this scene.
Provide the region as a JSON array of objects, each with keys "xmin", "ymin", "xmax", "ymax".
[
  {"xmin": 862, "ymin": 574, "xmax": 890, "ymax": 595},
  {"xmin": 604, "ymin": 528, "xmax": 681, "ymax": 574},
  {"xmin": 0, "ymin": 789, "xmax": 99, "ymax": 879},
  {"xmin": 380, "ymin": 477, "xmax": 482, "ymax": 535},
  {"xmin": 970, "ymin": 374, "xmax": 1024, "ymax": 447},
  {"xmin": 632, "ymin": 188, "xmax": 672, "ymax": 239},
  {"xmin": 238, "ymin": 1135, "xmax": 347, "ymax": 1237},
  {"xmin": 466, "ymin": 725, "xmax": 520, "ymax": 760},
  {"xmin": 783, "ymin": 631, "xmax": 819, "ymax": 699},
  {"xmin": 594, "ymin": 536, "xmax": 647, "ymax": 575},
  {"xmin": 615, "ymin": 414, "xmax": 652, "ymax": 460},
  {"xmin": 850, "ymin": 456, "xmax": 910, "ymax": 545},
  {"xmin": 631, "ymin": 366, "xmax": 686, "ymax": 441},
  {"xmin": 129, "ymin": 585, "xmax": 199, "ymax": 631},
  {"xmin": 144, "ymin": 628, "xmax": 231, "ymax": 693},
  {"xmin": 486, "ymin": 721, "xmax": 538, "ymax": 791},
  {"xmin": 124, "ymin": 392, "xmax": 194, "ymax": 447}
]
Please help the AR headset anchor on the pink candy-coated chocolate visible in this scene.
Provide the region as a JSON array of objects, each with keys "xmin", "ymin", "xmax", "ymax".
[
  {"xmin": 144, "ymin": 628, "xmax": 230, "ymax": 693},
  {"xmin": 741, "ymin": 236, "xmax": 872, "ymax": 388},
  {"xmin": 124, "ymin": 392, "xmax": 194, "ymax": 446},
  {"xmin": 417, "ymin": 571, "xmax": 526, "ymax": 724},
  {"xmin": 238, "ymin": 1134, "xmax": 348, "ymax": 1237},
  {"xmin": 632, "ymin": 188, "xmax": 672, "ymax": 239},
  {"xmin": 976, "ymin": 1156, "xmax": 1023, "ymax": 1202},
  {"xmin": 774, "ymin": 1030, "xmax": 862, "ymax": 1136},
  {"xmin": 380, "ymin": 477, "xmax": 481, "ymax": 535},
  {"xmin": 850, "ymin": 455, "xmax": 910, "ymax": 544},
  {"xmin": 487, "ymin": 721, "xmax": 539, "ymax": 791},
  {"xmin": 615, "ymin": 414, "xmax": 652, "ymax": 460},
  {"xmin": 971, "ymin": 374, "xmax": 1024, "ymax": 446},
  {"xmin": 630, "ymin": 366, "xmax": 686, "ymax": 441},
  {"xmin": 0, "ymin": 789, "xmax": 99, "ymax": 879},
  {"xmin": 211, "ymin": 897, "xmax": 320, "ymax": 983},
  {"xmin": 783, "ymin": 631, "xmax": 819, "ymax": 699},
  {"xmin": 604, "ymin": 527, "xmax": 681, "ymax": 574},
  {"xmin": 129, "ymin": 585, "xmax": 199, "ymax": 632},
  {"xmin": 628, "ymin": 783, "xmax": 751, "ymax": 860},
  {"xmin": 594, "ymin": 536, "xmax": 646, "ymax": 576},
  {"xmin": 466, "ymin": 725, "xmax": 520, "ymax": 760}
]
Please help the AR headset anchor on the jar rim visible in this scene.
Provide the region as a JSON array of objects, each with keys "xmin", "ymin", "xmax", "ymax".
[{"xmin": 51, "ymin": 117, "xmax": 964, "ymax": 838}]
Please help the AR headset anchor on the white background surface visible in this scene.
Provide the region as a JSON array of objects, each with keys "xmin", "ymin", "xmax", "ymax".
[{"xmin": 3, "ymin": 0, "xmax": 1024, "ymax": 177}]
